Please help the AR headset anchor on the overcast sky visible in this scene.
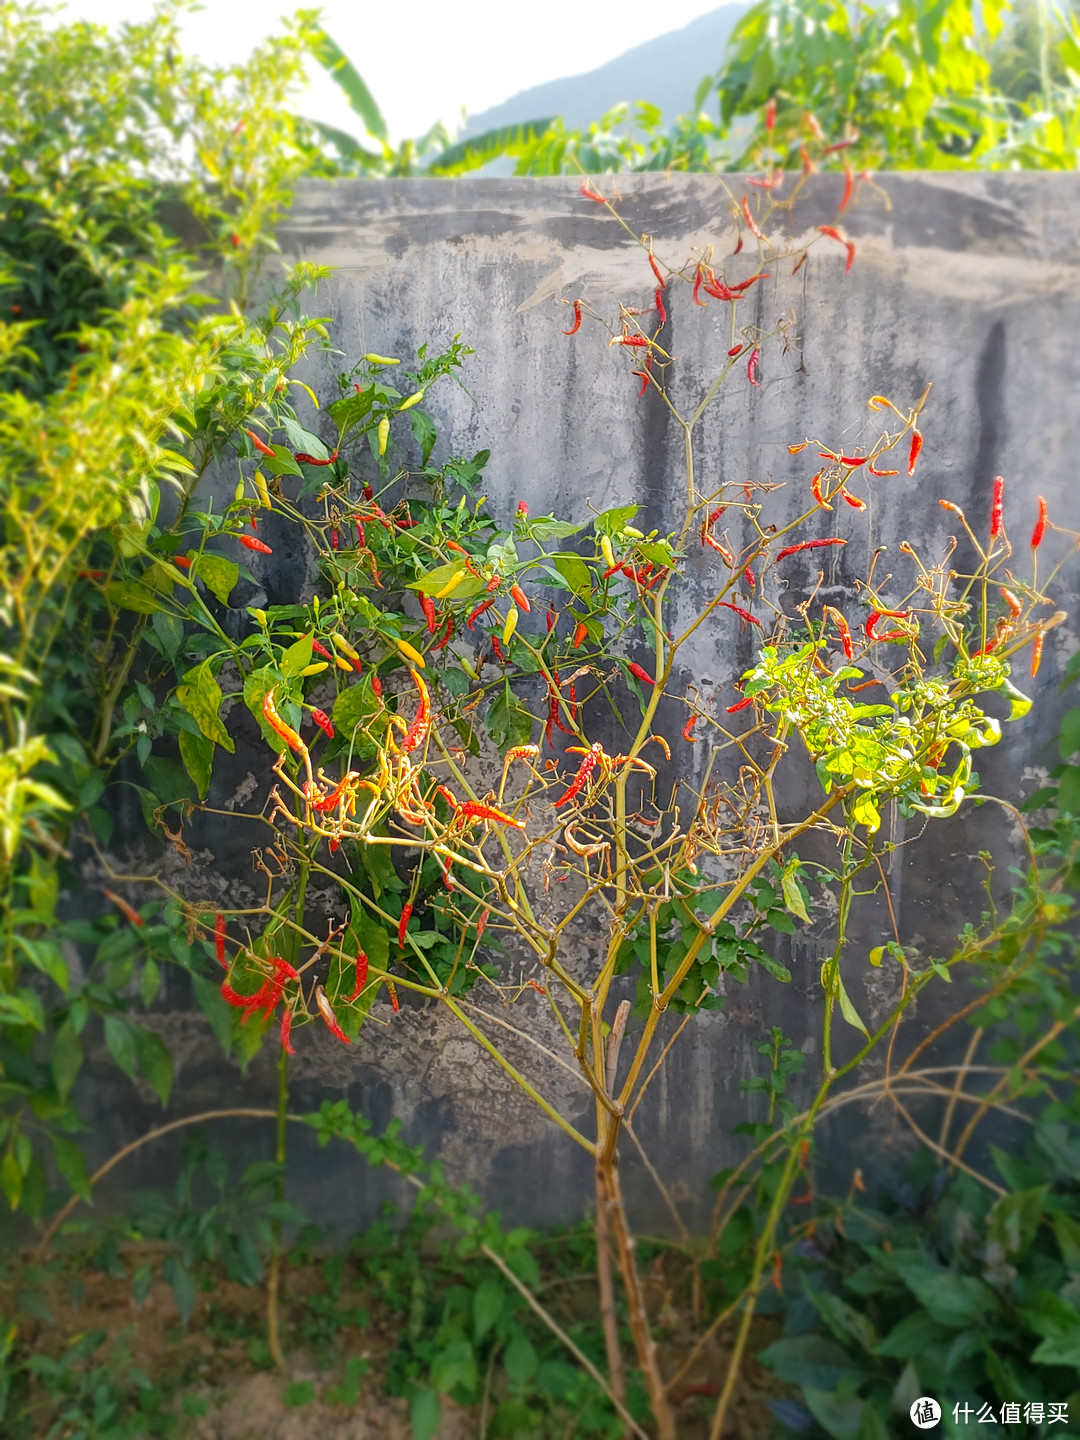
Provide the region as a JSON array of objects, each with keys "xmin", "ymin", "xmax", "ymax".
[{"xmin": 62, "ymin": 0, "xmax": 728, "ymax": 143}]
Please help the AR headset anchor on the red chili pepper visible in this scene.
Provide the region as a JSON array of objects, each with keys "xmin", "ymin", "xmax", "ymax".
[
  {"xmin": 823, "ymin": 134, "xmax": 859, "ymax": 153},
  {"xmin": 431, "ymin": 617, "xmax": 453, "ymax": 650},
  {"xmin": 775, "ymin": 538, "xmax": 847, "ymax": 562},
  {"xmin": 682, "ymin": 715, "xmax": 698, "ymax": 740},
  {"xmin": 1031, "ymin": 632, "xmax": 1045, "ymax": 677},
  {"xmin": 732, "ymin": 272, "xmax": 769, "ymax": 293},
  {"xmin": 421, "ymin": 593, "xmax": 437, "ymax": 634},
  {"xmin": 726, "ymin": 696, "xmax": 754, "ymax": 713},
  {"xmin": 295, "ymin": 450, "xmax": 339, "ymax": 466},
  {"xmin": 835, "ymin": 454, "xmax": 867, "ymax": 467},
  {"xmin": 801, "ymin": 143, "xmax": 816, "ymax": 174},
  {"xmin": 1001, "ymin": 587, "xmax": 1023, "ymax": 618},
  {"xmin": 388, "ymin": 981, "xmax": 400, "ymax": 1013},
  {"xmin": 528, "ymin": 979, "xmax": 547, "ymax": 995},
  {"xmin": 655, "ymin": 287, "xmax": 667, "ymax": 326},
  {"xmin": 865, "ymin": 609, "xmax": 910, "ymax": 641},
  {"xmin": 554, "ymin": 742, "xmax": 604, "ymax": 806},
  {"xmin": 649, "ymin": 253, "xmax": 665, "ymax": 288},
  {"xmin": 728, "ymin": 345, "xmax": 744, "ymax": 357},
  {"xmin": 810, "ymin": 472, "xmax": 832, "ymax": 510},
  {"xmin": 398, "ymin": 903, "xmax": 412, "ymax": 948},
  {"xmin": 401, "ymin": 670, "xmax": 431, "ymax": 753},
  {"xmin": 741, "ymin": 195, "xmax": 764, "ymax": 240},
  {"xmin": 562, "ymin": 300, "xmax": 583, "ymax": 335},
  {"xmin": 868, "ymin": 461, "xmax": 899, "ymax": 477},
  {"xmin": 719, "ymin": 601, "xmax": 763, "ymax": 628},
  {"xmin": 841, "ymin": 489, "xmax": 866, "ymax": 510},
  {"xmin": 765, "ymin": 97, "xmax": 776, "ymax": 131},
  {"xmin": 510, "ymin": 583, "xmax": 531, "ymax": 613},
  {"xmin": 568, "ymin": 682, "xmax": 578, "ymax": 723},
  {"xmin": 348, "ymin": 951, "xmax": 369, "ymax": 1002},
  {"xmin": 458, "ymin": 800, "xmax": 526, "ymax": 828},
  {"xmin": 244, "ymin": 428, "xmax": 275, "ymax": 457},
  {"xmin": 241, "ymin": 535, "xmax": 272, "ymax": 554},
  {"xmin": 580, "ymin": 181, "xmax": 606, "ymax": 203},
  {"xmin": 214, "ymin": 913, "xmax": 227, "ymax": 966},
  {"xmin": 310, "ymin": 708, "xmax": 334, "ymax": 739},
  {"xmin": 173, "ymin": 556, "xmax": 191, "ymax": 569},
  {"xmin": 632, "ymin": 368, "xmax": 651, "ymax": 397},
  {"xmin": 467, "ymin": 598, "xmax": 495, "ymax": 629},
  {"xmin": 818, "ymin": 225, "xmax": 856, "ymax": 273},
  {"xmin": 485, "ymin": 575, "xmax": 501, "ymax": 593},
  {"xmin": 362, "ymin": 484, "xmax": 374, "ymax": 501},
  {"xmin": 627, "ymin": 661, "xmax": 655, "ymax": 686},
  {"xmin": 517, "ymin": 500, "xmax": 529, "ymax": 518},
  {"xmin": 395, "ymin": 516, "xmax": 419, "ymax": 529},
  {"xmin": 263, "ymin": 690, "xmax": 308, "ymax": 756},
  {"xmin": 703, "ymin": 533, "xmax": 734, "ymax": 564},
  {"xmin": 692, "ymin": 264, "xmax": 707, "ymax": 306},
  {"xmin": 838, "ymin": 163, "xmax": 853, "ymax": 214},
  {"xmin": 545, "ymin": 607, "xmax": 557, "ymax": 633},
  {"xmin": 746, "ymin": 347, "xmax": 761, "ymax": 387},
  {"xmin": 823, "ymin": 606, "xmax": 853, "ymax": 659},
  {"xmin": 907, "ymin": 429, "xmax": 923, "ymax": 476},
  {"xmin": 744, "ymin": 567, "xmax": 756, "ymax": 587},
  {"xmin": 330, "ymin": 528, "xmax": 339, "ymax": 551},
  {"xmin": 280, "ymin": 1005, "xmax": 296, "ymax": 1055},
  {"xmin": 990, "ymin": 475, "xmax": 1005, "ymax": 538},
  {"xmin": 315, "ymin": 985, "xmax": 351, "ymax": 1044},
  {"xmin": 446, "ymin": 540, "xmax": 469, "ymax": 557},
  {"xmin": 612, "ymin": 333, "xmax": 649, "ymax": 348},
  {"xmin": 371, "ymin": 675, "xmax": 383, "ymax": 699},
  {"xmin": 573, "ymin": 621, "xmax": 587, "ymax": 648},
  {"xmin": 311, "ymin": 772, "xmax": 359, "ymax": 813},
  {"xmin": 1031, "ymin": 495, "xmax": 1048, "ymax": 549}
]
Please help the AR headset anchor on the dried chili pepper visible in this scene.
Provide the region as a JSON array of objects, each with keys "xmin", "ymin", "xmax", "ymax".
[
  {"xmin": 280, "ymin": 1004, "xmax": 296, "ymax": 1055},
  {"xmin": 1001, "ymin": 588, "xmax": 1023, "ymax": 618},
  {"xmin": 744, "ymin": 566, "xmax": 756, "ymax": 587},
  {"xmin": 810, "ymin": 472, "xmax": 832, "ymax": 510},
  {"xmin": 553, "ymin": 742, "xmax": 604, "ymax": 807},
  {"xmin": 655, "ymin": 287, "xmax": 667, "ymax": 326},
  {"xmin": 432, "ymin": 617, "xmax": 453, "ymax": 650},
  {"xmin": 907, "ymin": 429, "xmax": 923, "ymax": 476},
  {"xmin": 726, "ymin": 696, "xmax": 754, "ymax": 713},
  {"xmin": 545, "ymin": 607, "xmax": 557, "ymax": 633},
  {"xmin": 421, "ymin": 593, "xmax": 437, "ymax": 634},
  {"xmin": 510, "ymin": 583, "xmax": 531, "ymax": 613},
  {"xmin": 719, "ymin": 601, "xmax": 763, "ymax": 628},
  {"xmin": 241, "ymin": 535, "xmax": 272, "ymax": 554},
  {"xmin": 244, "ymin": 428, "xmax": 275, "ymax": 457},
  {"xmin": 692, "ymin": 264, "xmax": 707, "ymax": 306},
  {"xmin": 632, "ymin": 368, "xmax": 651, "ymax": 398},
  {"xmin": 841, "ymin": 489, "xmax": 866, "ymax": 510},
  {"xmin": 348, "ymin": 951, "xmax": 369, "ymax": 1003},
  {"xmin": 562, "ymin": 300, "xmax": 583, "ymax": 335},
  {"xmin": 467, "ymin": 598, "xmax": 496, "ymax": 629},
  {"xmin": 1031, "ymin": 495, "xmax": 1048, "ymax": 549},
  {"xmin": 838, "ymin": 163, "xmax": 854, "ymax": 214},
  {"xmin": 294, "ymin": 450, "xmax": 339, "ymax": 466},
  {"xmin": 823, "ymin": 606, "xmax": 853, "ymax": 659},
  {"xmin": 741, "ymin": 195, "xmax": 764, "ymax": 239},
  {"xmin": 398, "ymin": 903, "xmax": 412, "ymax": 947},
  {"xmin": 776, "ymin": 538, "xmax": 847, "ymax": 562},
  {"xmin": 401, "ymin": 670, "xmax": 431, "ymax": 753},
  {"xmin": 746, "ymin": 347, "xmax": 761, "ymax": 387},
  {"xmin": 682, "ymin": 715, "xmax": 698, "ymax": 741},
  {"xmin": 729, "ymin": 345, "xmax": 745, "ymax": 357},
  {"xmin": 610, "ymin": 333, "xmax": 649, "ymax": 348},
  {"xmin": 627, "ymin": 661, "xmax": 655, "ymax": 686},
  {"xmin": 315, "ymin": 985, "xmax": 351, "ymax": 1044},
  {"xmin": 580, "ymin": 181, "xmax": 606, "ymax": 203},
  {"xmin": 214, "ymin": 913, "xmax": 227, "ymax": 966},
  {"xmin": 264, "ymin": 690, "xmax": 308, "ymax": 756},
  {"xmin": 388, "ymin": 981, "xmax": 400, "ymax": 1013},
  {"xmin": 1031, "ymin": 632, "xmax": 1045, "ymax": 677},
  {"xmin": 865, "ymin": 609, "xmax": 910, "ymax": 641},
  {"xmin": 311, "ymin": 772, "xmax": 361, "ymax": 813},
  {"xmin": 104, "ymin": 889, "xmax": 143, "ymax": 926},
  {"xmin": 458, "ymin": 800, "xmax": 526, "ymax": 829},
  {"xmin": 310, "ymin": 708, "xmax": 334, "ymax": 739},
  {"xmin": 573, "ymin": 621, "xmax": 587, "ymax": 648},
  {"xmin": 990, "ymin": 476, "xmax": 1005, "ymax": 538},
  {"xmin": 818, "ymin": 225, "xmax": 855, "ymax": 273},
  {"xmin": 868, "ymin": 460, "xmax": 899, "ymax": 476},
  {"xmin": 649, "ymin": 253, "xmax": 666, "ymax": 287}
]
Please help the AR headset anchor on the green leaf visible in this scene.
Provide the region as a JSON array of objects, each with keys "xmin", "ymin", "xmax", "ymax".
[
  {"xmin": 49, "ymin": 1133, "xmax": 90, "ymax": 1202},
  {"xmin": 103, "ymin": 1015, "xmax": 138, "ymax": 1083},
  {"xmin": 409, "ymin": 408, "xmax": 437, "ymax": 465},
  {"xmin": 105, "ymin": 580, "xmax": 164, "ymax": 615},
  {"xmin": 332, "ymin": 682, "xmax": 378, "ymax": 745},
  {"xmin": 431, "ymin": 1340, "xmax": 477, "ymax": 1394},
  {"xmin": 504, "ymin": 1334, "xmax": 538, "ymax": 1385},
  {"xmin": 243, "ymin": 665, "xmax": 289, "ymax": 751},
  {"xmin": 306, "ymin": 27, "xmax": 388, "ymax": 142},
  {"xmin": 191, "ymin": 974, "xmax": 234, "ymax": 1057},
  {"xmin": 0, "ymin": 990, "xmax": 45, "ymax": 1031},
  {"xmin": 1032, "ymin": 1330, "xmax": 1080, "ymax": 1366},
  {"xmin": 175, "ymin": 662, "xmax": 234, "ymax": 753},
  {"xmin": 162, "ymin": 1255, "xmax": 197, "ymax": 1324},
  {"xmin": 51, "ymin": 1018, "xmax": 83, "ymax": 1101},
  {"xmin": 1, "ymin": 1150, "xmax": 22, "ymax": 1209},
  {"xmin": 261, "ymin": 443, "xmax": 303, "ymax": 478},
  {"xmin": 527, "ymin": 518, "xmax": 586, "ymax": 540},
  {"xmin": 410, "ymin": 1388, "xmax": 441, "ymax": 1440},
  {"xmin": 191, "ymin": 553, "xmax": 238, "ymax": 606},
  {"xmin": 552, "ymin": 553, "xmax": 593, "ymax": 597},
  {"xmin": 131, "ymin": 1026, "xmax": 173, "ymax": 1105},
  {"xmin": 595, "ymin": 505, "xmax": 640, "ymax": 536},
  {"xmin": 283, "ymin": 1380, "xmax": 317, "ymax": 1407},
  {"xmin": 987, "ymin": 1187, "xmax": 1046, "ymax": 1256},
  {"xmin": 834, "ymin": 972, "xmax": 869, "ymax": 1036},
  {"xmin": 473, "ymin": 1279, "xmax": 503, "ymax": 1343},
  {"xmin": 758, "ymin": 1334, "xmax": 867, "ymax": 1390},
  {"xmin": 425, "ymin": 118, "xmax": 553, "ymax": 175},
  {"xmin": 178, "ymin": 729, "xmax": 214, "ymax": 801},
  {"xmin": 13, "ymin": 935, "xmax": 68, "ymax": 992},
  {"xmin": 781, "ymin": 863, "xmax": 810, "ymax": 923},
  {"xmin": 409, "ymin": 562, "xmax": 484, "ymax": 599},
  {"xmin": 280, "ymin": 633, "xmax": 314, "ymax": 678}
]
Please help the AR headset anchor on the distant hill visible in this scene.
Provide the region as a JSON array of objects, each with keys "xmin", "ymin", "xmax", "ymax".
[{"xmin": 461, "ymin": 4, "xmax": 748, "ymax": 137}]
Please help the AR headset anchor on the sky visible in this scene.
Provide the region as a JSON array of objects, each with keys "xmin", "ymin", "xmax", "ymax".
[{"xmin": 61, "ymin": 0, "xmax": 728, "ymax": 144}]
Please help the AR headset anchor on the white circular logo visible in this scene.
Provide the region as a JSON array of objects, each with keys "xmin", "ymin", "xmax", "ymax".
[{"xmin": 910, "ymin": 1399, "xmax": 941, "ymax": 1429}]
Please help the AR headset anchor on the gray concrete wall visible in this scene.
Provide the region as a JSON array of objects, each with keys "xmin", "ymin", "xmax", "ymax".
[{"xmin": 86, "ymin": 174, "xmax": 1079, "ymax": 1236}]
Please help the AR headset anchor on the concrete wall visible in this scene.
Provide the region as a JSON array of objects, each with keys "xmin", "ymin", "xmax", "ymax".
[{"xmin": 86, "ymin": 174, "xmax": 1080, "ymax": 1236}]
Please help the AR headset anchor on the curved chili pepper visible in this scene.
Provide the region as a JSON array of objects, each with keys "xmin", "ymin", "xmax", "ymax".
[
  {"xmin": 868, "ymin": 460, "xmax": 899, "ymax": 476},
  {"xmin": 573, "ymin": 621, "xmax": 587, "ymax": 648},
  {"xmin": 746, "ymin": 347, "xmax": 761, "ymax": 387},
  {"xmin": 907, "ymin": 429, "xmax": 923, "ymax": 476},
  {"xmin": 264, "ymin": 690, "xmax": 308, "ymax": 757},
  {"xmin": 244, "ymin": 428, "xmax": 275, "ymax": 457},
  {"xmin": 431, "ymin": 617, "xmax": 453, "ymax": 650},
  {"xmin": 467, "ymin": 598, "xmax": 496, "ymax": 629},
  {"xmin": 492, "ymin": 635, "xmax": 505, "ymax": 662},
  {"xmin": 580, "ymin": 181, "xmax": 606, "ymax": 203},
  {"xmin": 103, "ymin": 888, "xmax": 143, "ymax": 927},
  {"xmin": 310, "ymin": 708, "xmax": 334, "ymax": 739},
  {"xmin": 311, "ymin": 771, "xmax": 360, "ymax": 813},
  {"xmin": 627, "ymin": 662, "xmax": 655, "ymax": 686},
  {"xmin": 1031, "ymin": 495, "xmax": 1048, "ymax": 549},
  {"xmin": 214, "ymin": 913, "xmax": 227, "ymax": 966},
  {"xmin": 835, "ymin": 454, "xmax": 867, "ymax": 467},
  {"xmin": 818, "ymin": 225, "xmax": 856, "ymax": 273},
  {"xmin": 280, "ymin": 1004, "xmax": 296, "ymax": 1055},
  {"xmin": 295, "ymin": 450, "xmax": 339, "ymax": 466},
  {"xmin": 822, "ymin": 605, "xmax": 853, "ymax": 659},
  {"xmin": 315, "ymin": 985, "xmax": 351, "ymax": 1044},
  {"xmin": 741, "ymin": 195, "xmax": 764, "ymax": 239},
  {"xmin": 841, "ymin": 490, "xmax": 866, "ymax": 510},
  {"xmin": 838, "ymin": 163, "xmax": 853, "ymax": 214},
  {"xmin": 776, "ymin": 538, "xmax": 847, "ymax": 562},
  {"xmin": 990, "ymin": 475, "xmax": 1005, "ymax": 539},
  {"xmin": 682, "ymin": 715, "xmax": 698, "ymax": 741},
  {"xmin": 348, "ymin": 952, "xmax": 369, "ymax": 1003},
  {"xmin": 692, "ymin": 265, "xmax": 707, "ymax": 306},
  {"xmin": 510, "ymin": 583, "xmax": 531, "ymax": 613},
  {"xmin": 726, "ymin": 696, "xmax": 754, "ymax": 713},
  {"xmin": 401, "ymin": 670, "xmax": 431, "ymax": 753},
  {"xmin": 1001, "ymin": 588, "xmax": 1023, "ymax": 619},
  {"xmin": 865, "ymin": 609, "xmax": 910, "ymax": 641},
  {"xmin": 649, "ymin": 253, "xmax": 666, "ymax": 288},
  {"xmin": 719, "ymin": 601, "xmax": 763, "ymax": 628},
  {"xmin": 562, "ymin": 300, "xmax": 583, "ymax": 335},
  {"xmin": 655, "ymin": 287, "xmax": 667, "ymax": 326},
  {"xmin": 241, "ymin": 535, "xmax": 272, "ymax": 554},
  {"xmin": 809, "ymin": 472, "xmax": 832, "ymax": 510},
  {"xmin": 458, "ymin": 800, "xmax": 526, "ymax": 829},
  {"xmin": 421, "ymin": 594, "xmax": 437, "ymax": 634},
  {"xmin": 633, "ymin": 368, "xmax": 651, "ymax": 398},
  {"xmin": 398, "ymin": 903, "xmax": 412, "ymax": 948},
  {"xmin": 553, "ymin": 742, "xmax": 604, "ymax": 807}
]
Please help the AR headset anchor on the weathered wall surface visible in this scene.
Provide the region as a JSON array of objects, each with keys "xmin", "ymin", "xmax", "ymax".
[{"xmin": 85, "ymin": 175, "xmax": 1080, "ymax": 1235}]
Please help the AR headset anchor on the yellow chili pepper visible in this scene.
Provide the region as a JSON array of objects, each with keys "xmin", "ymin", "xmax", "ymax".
[
  {"xmin": 331, "ymin": 633, "xmax": 360, "ymax": 660},
  {"xmin": 503, "ymin": 606, "xmax": 519, "ymax": 645},
  {"xmin": 600, "ymin": 535, "xmax": 615, "ymax": 568},
  {"xmin": 249, "ymin": 608, "xmax": 267, "ymax": 625},
  {"xmin": 399, "ymin": 390, "xmax": 426, "ymax": 411},
  {"xmin": 233, "ymin": 478, "xmax": 245, "ymax": 502},
  {"xmin": 364, "ymin": 353, "xmax": 400, "ymax": 365},
  {"xmin": 622, "ymin": 525, "xmax": 645, "ymax": 539},
  {"xmin": 253, "ymin": 470, "xmax": 271, "ymax": 508},
  {"xmin": 434, "ymin": 568, "xmax": 468, "ymax": 600},
  {"xmin": 377, "ymin": 417, "xmax": 390, "ymax": 456},
  {"xmin": 333, "ymin": 655, "xmax": 353, "ymax": 672},
  {"xmin": 301, "ymin": 662, "xmax": 329, "ymax": 676},
  {"xmin": 396, "ymin": 638, "xmax": 426, "ymax": 668}
]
